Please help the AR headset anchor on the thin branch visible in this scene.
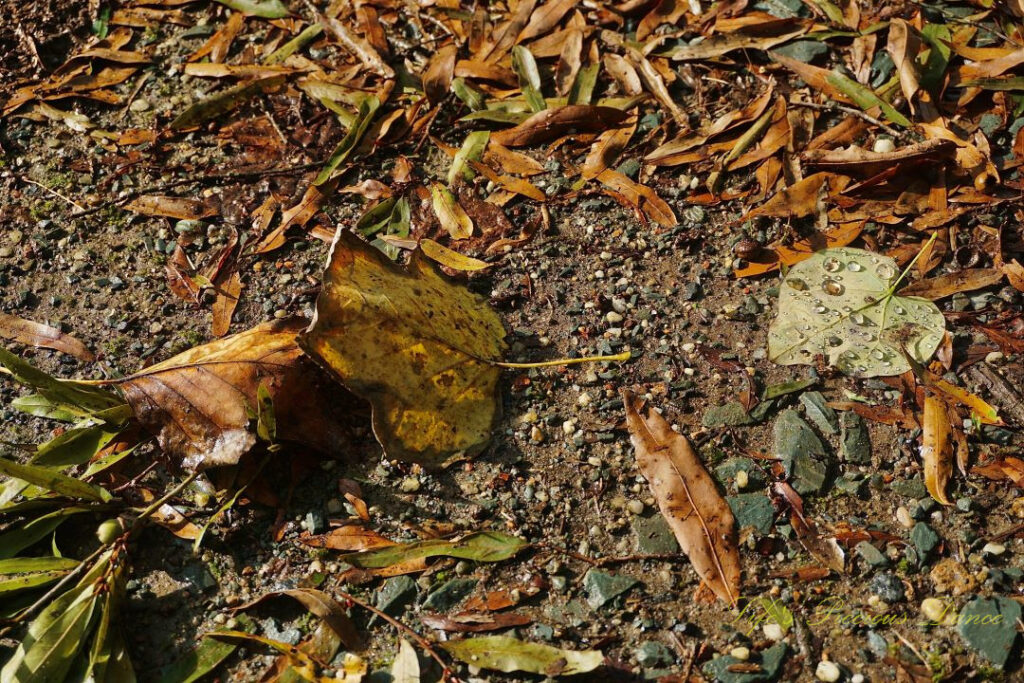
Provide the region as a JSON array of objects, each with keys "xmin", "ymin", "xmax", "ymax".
[
  {"xmin": 18, "ymin": 175, "xmax": 86, "ymax": 212},
  {"xmin": 790, "ymin": 99, "xmax": 906, "ymax": 140},
  {"xmin": 334, "ymin": 588, "xmax": 460, "ymax": 682}
]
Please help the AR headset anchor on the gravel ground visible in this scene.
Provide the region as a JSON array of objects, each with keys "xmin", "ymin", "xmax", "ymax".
[{"xmin": 1, "ymin": 2, "xmax": 1022, "ymax": 682}]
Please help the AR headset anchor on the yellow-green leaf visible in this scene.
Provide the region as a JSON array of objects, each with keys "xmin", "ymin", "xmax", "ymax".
[
  {"xmin": 430, "ymin": 184, "xmax": 474, "ymax": 239},
  {"xmin": 419, "ymin": 239, "xmax": 491, "ymax": 271}
]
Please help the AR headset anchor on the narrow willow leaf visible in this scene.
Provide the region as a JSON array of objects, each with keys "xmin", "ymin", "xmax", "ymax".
[
  {"xmin": 158, "ymin": 617, "xmax": 254, "ymax": 683},
  {"xmin": 85, "ymin": 562, "xmax": 134, "ymax": 683},
  {"xmin": 314, "ymin": 95, "xmax": 381, "ymax": 186},
  {"xmin": 511, "ymin": 45, "xmax": 546, "ymax": 112},
  {"xmin": 0, "ymin": 555, "xmax": 110, "ymax": 683},
  {"xmin": 825, "ymin": 70, "xmax": 911, "ymax": 127},
  {"xmin": 448, "ymin": 131, "xmax": 489, "ymax": 186},
  {"xmin": 32, "ymin": 426, "xmax": 120, "ymax": 467},
  {"xmin": 170, "ymin": 75, "xmax": 287, "ymax": 130},
  {"xmin": 0, "ymin": 570, "xmax": 75, "ymax": 597},
  {"xmin": 768, "ymin": 247, "xmax": 945, "ymax": 378},
  {"xmin": 338, "ymin": 531, "xmax": 526, "ymax": 569},
  {"xmin": 213, "ymin": 0, "xmax": 289, "ymax": 19},
  {"xmin": 264, "ymin": 23, "xmax": 323, "ymax": 64},
  {"xmin": 0, "ymin": 457, "xmax": 112, "ymax": 502},
  {"xmin": 922, "ymin": 395, "xmax": 954, "ymax": 505},
  {"xmin": 0, "ymin": 557, "xmax": 80, "ymax": 574},
  {"xmin": 10, "ymin": 394, "xmax": 87, "ymax": 422},
  {"xmin": 451, "ymin": 78, "xmax": 486, "ymax": 111},
  {"xmin": 357, "ymin": 196, "xmax": 399, "ymax": 236},
  {"xmin": 430, "ymin": 184, "xmax": 473, "ymax": 239},
  {"xmin": 0, "ymin": 347, "xmax": 124, "ymax": 414},
  {"xmin": 255, "ymin": 383, "xmax": 276, "ymax": 443},
  {"xmin": 419, "ymin": 239, "xmax": 491, "ymax": 271},
  {"xmin": 568, "ymin": 62, "xmax": 599, "ymax": 105},
  {"xmin": 442, "ymin": 636, "xmax": 603, "ymax": 676},
  {"xmin": 0, "ymin": 508, "xmax": 87, "ymax": 559}
]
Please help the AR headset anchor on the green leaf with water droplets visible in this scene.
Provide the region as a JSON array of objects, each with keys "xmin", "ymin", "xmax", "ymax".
[{"xmin": 768, "ymin": 247, "xmax": 945, "ymax": 378}]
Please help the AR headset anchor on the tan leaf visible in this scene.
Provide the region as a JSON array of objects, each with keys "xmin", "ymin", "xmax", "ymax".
[
  {"xmin": 669, "ymin": 19, "xmax": 809, "ymax": 60},
  {"xmin": 886, "ymin": 18, "xmax": 922, "ymax": 110},
  {"xmin": 744, "ymin": 172, "xmax": 835, "ymax": 220},
  {"xmin": 116, "ymin": 318, "xmax": 359, "ymax": 470},
  {"xmin": 124, "ymin": 195, "xmax": 218, "ymax": 220},
  {"xmin": 300, "ymin": 232, "xmax": 508, "ymax": 465},
  {"xmin": 553, "ymin": 28, "xmax": 583, "ymax": 97},
  {"xmin": 300, "ymin": 525, "xmax": 396, "ymax": 552},
  {"xmin": 424, "ymin": 44, "xmax": 458, "ymax": 103},
  {"xmin": 922, "ymin": 395, "xmax": 953, "ymax": 505},
  {"xmin": 150, "ymin": 503, "xmax": 203, "ymax": 540},
  {"xmin": 252, "ymin": 178, "xmax": 338, "ymax": 254},
  {"xmin": 490, "ymin": 105, "xmax": 631, "ymax": 147},
  {"xmin": 318, "ymin": 9, "xmax": 394, "ymax": 78},
  {"xmin": 581, "ymin": 113, "xmax": 637, "ymax": 181},
  {"xmin": 801, "ymin": 138, "xmax": 956, "ymax": 173},
  {"xmin": 597, "ymin": 170, "xmax": 677, "ymax": 227},
  {"xmin": 516, "ymin": 0, "xmax": 575, "ymax": 43},
  {"xmin": 899, "ymin": 268, "xmax": 1004, "ymax": 300},
  {"xmin": 0, "ymin": 312, "xmax": 95, "ymax": 361},
  {"xmin": 622, "ymin": 391, "xmax": 741, "ymax": 606},
  {"xmin": 430, "ymin": 183, "xmax": 474, "ymax": 239},
  {"xmin": 211, "ymin": 271, "xmax": 243, "ymax": 337}
]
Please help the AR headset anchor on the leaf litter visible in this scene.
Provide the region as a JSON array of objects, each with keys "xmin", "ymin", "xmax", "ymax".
[{"xmin": 2, "ymin": 0, "xmax": 1024, "ymax": 680}]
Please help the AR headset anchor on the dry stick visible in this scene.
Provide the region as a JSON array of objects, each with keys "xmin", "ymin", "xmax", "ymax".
[
  {"xmin": 790, "ymin": 100, "xmax": 906, "ymax": 140},
  {"xmin": 72, "ymin": 160, "xmax": 325, "ymax": 217},
  {"xmin": 18, "ymin": 175, "xmax": 86, "ymax": 212},
  {"xmin": 334, "ymin": 588, "xmax": 460, "ymax": 682}
]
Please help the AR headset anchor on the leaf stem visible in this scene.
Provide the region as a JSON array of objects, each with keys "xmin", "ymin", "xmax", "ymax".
[{"xmin": 492, "ymin": 351, "xmax": 630, "ymax": 368}]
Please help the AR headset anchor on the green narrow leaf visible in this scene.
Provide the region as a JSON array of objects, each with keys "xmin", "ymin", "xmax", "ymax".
[
  {"xmin": 314, "ymin": 95, "xmax": 381, "ymax": 186},
  {"xmin": 357, "ymin": 196, "xmax": 399, "ymax": 236},
  {"xmin": 255, "ymin": 383, "xmax": 276, "ymax": 443},
  {"xmin": 451, "ymin": 78, "xmax": 486, "ymax": 111},
  {"xmin": 1, "ymin": 558, "xmax": 107, "ymax": 683},
  {"xmin": 339, "ymin": 531, "xmax": 527, "ymax": 569},
  {"xmin": 568, "ymin": 62, "xmax": 600, "ymax": 106},
  {"xmin": 0, "ymin": 570, "xmax": 76, "ymax": 597},
  {"xmin": 213, "ymin": 0, "xmax": 289, "ymax": 19},
  {"xmin": 81, "ymin": 444, "xmax": 137, "ymax": 480},
  {"xmin": 10, "ymin": 395, "xmax": 87, "ymax": 422},
  {"xmin": 264, "ymin": 23, "xmax": 323, "ymax": 64},
  {"xmin": 442, "ymin": 636, "xmax": 603, "ymax": 676},
  {"xmin": 0, "ymin": 457, "xmax": 112, "ymax": 502},
  {"xmin": 170, "ymin": 75, "xmax": 288, "ymax": 130},
  {"xmin": 0, "ymin": 508, "xmax": 89, "ymax": 559},
  {"xmin": 85, "ymin": 563, "xmax": 135, "ymax": 683},
  {"xmin": 0, "ymin": 557, "xmax": 80, "ymax": 574},
  {"xmin": 511, "ymin": 45, "xmax": 546, "ymax": 112},
  {"xmin": 0, "ymin": 348, "xmax": 123, "ymax": 413},
  {"xmin": 919, "ymin": 23, "xmax": 952, "ymax": 92},
  {"xmin": 448, "ymin": 131, "xmax": 489, "ymax": 186},
  {"xmin": 158, "ymin": 616, "xmax": 254, "ymax": 683},
  {"xmin": 32, "ymin": 426, "xmax": 120, "ymax": 467},
  {"xmin": 825, "ymin": 71, "xmax": 911, "ymax": 127}
]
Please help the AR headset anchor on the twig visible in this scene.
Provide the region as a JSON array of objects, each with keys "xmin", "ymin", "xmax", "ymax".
[
  {"xmin": 536, "ymin": 542, "xmax": 690, "ymax": 567},
  {"xmin": 73, "ymin": 160, "xmax": 325, "ymax": 217},
  {"xmin": 790, "ymin": 99, "xmax": 906, "ymax": 140},
  {"xmin": 18, "ymin": 175, "xmax": 86, "ymax": 212},
  {"xmin": 334, "ymin": 588, "xmax": 460, "ymax": 682}
]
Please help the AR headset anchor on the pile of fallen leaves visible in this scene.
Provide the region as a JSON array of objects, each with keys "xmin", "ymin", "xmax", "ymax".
[{"xmin": 2, "ymin": 0, "xmax": 1024, "ymax": 680}]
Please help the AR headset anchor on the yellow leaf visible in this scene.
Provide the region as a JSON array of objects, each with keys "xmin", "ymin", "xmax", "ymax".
[
  {"xmin": 301, "ymin": 232, "xmax": 507, "ymax": 465},
  {"xmin": 419, "ymin": 239, "xmax": 492, "ymax": 271},
  {"xmin": 922, "ymin": 395, "xmax": 953, "ymax": 506},
  {"xmin": 430, "ymin": 183, "xmax": 474, "ymax": 240}
]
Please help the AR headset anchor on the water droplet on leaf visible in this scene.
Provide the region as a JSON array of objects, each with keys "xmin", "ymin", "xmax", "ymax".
[{"xmin": 822, "ymin": 279, "xmax": 845, "ymax": 296}]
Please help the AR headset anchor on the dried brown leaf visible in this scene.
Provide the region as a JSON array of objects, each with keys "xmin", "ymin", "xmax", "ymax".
[
  {"xmin": 922, "ymin": 395, "xmax": 954, "ymax": 506},
  {"xmin": 490, "ymin": 105, "xmax": 631, "ymax": 147},
  {"xmin": 0, "ymin": 312, "xmax": 95, "ymax": 361},
  {"xmin": 622, "ymin": 391, "xmax": 741, "ymax": 606}
]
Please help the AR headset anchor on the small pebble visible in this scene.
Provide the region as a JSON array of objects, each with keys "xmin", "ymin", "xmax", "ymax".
[
  {"xmin": 129, "ymin": 98, "xmax": 151, "ymax": 112},
  {"xmin": 626, "ymin": 500, "xmax": 644, "ymax": 515},
  {"xmin": 896, "ymin": 506, "xmax": 914, "ymax": 529},
  {"xmin": 763, "ymin": 623, "xmax": 784, "ymax": 641},
  {"xmin": 851, "ymin": 675, "xmax": 865, "ymax": 683},
  {"xmin": 921, "ymin": 597, "xmax": 955, "ymax": 625},
  {"xmin": 577, "ymin": 392, "xmax": 592, "ymax": 407},
  {"xmin": 399, "ymin": 477, "xmax": 421, "ymax": 493},
  {"xmin": 984, "ymin": 351, "xmax": 1004, "ymax": 365},
  {"xmin": 873, "ymin": 137, "xmax": 895, "ymax": 154},
  {"xmin": 815, "ymin": 660, "xmax": 841, "ymax": 682},
  {"xmin": 981, "ymin": 542, "xmax": 1006, "ymax": 556},
  {"xmin": 606, "ymin": 311, "xmax": 623, "ymax": 324},
  {"xmin": 729, "ymin": 646, "xmax": 750, "ymax": 661},
  {"xmin": 530, "ymin": 426, "xmax": 544, "ymax": 443},
  {"xmin": 735, "ymin": 470, "xmax": 749, "ymax": 490},
  {"xmin": 562, "ymin": 420, "xmax": 576, "ymax": 435}
]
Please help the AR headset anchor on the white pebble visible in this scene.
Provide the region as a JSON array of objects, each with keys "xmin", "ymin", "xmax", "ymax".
[
  {"xmin": 577, "ymin": 392, "xmax": 592, "ymax": 407},
  {"xmin": 399, "ymin": 477, "xmax": 421, "ymax": 493},
  {"xmin": 896, "ymin": 506, "xmax": 914, "ymax": 529},
  {"xmin": 763, "ymin": 623, "xmax": 784, "ymax": 641},
  {"xmin": 982, "ymin": 542, "xmax": 1006, "ymax": 556},
  {"xmin": 815, "ymin": 660, "xmax": 841, "ymax": 682},
  {"xmin": 873, "ymin": 137, "xmax": 895, "ymax": 154},
  {"xmin": 562, "ymin": 420, "xmax": 576, "ymax": 435},
  {"xmin": 730, "ymin": 646, "xmax": 750, "ymax": 661},
  {"xmin": 606, "ymin": 311, "xmax": 623, "ymax": 324},
  {"xmin": 735, "ymin": 470, "xmax": 749, "ymax": 490},
  {"xmin": 851, "ymin": 675, "xmax": 865, "ymax": 683},
  {"xmin": 626, "ymin": 500, "xmax": 644, "ymax": 515}
]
